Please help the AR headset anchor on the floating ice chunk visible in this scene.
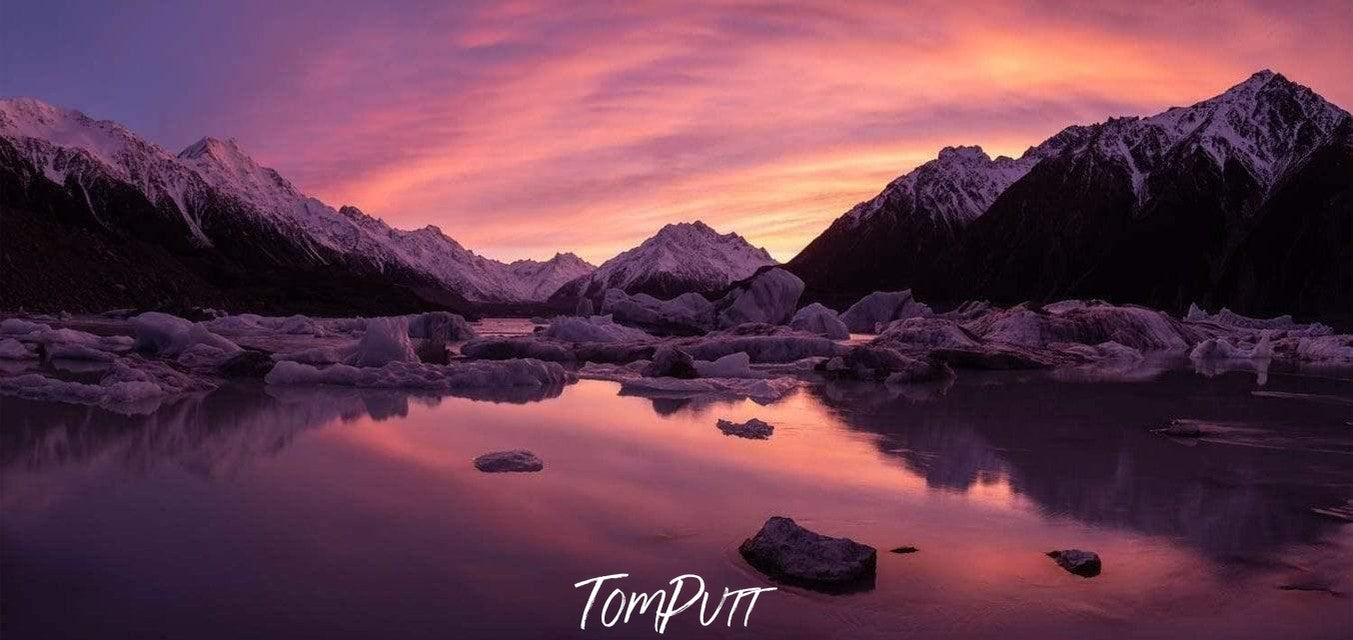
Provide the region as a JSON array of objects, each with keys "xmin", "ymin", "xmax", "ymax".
[
  {"xmin": 693, "ymin": 352, "xmax": 763, "ymax": 378},
  {"xmin": 0, "ymin": 338, "xmax": 37, "ymax": 359},
  {"xmin": 344, "ymin": 317, "xmax": 418, "ymax": 367},
  {"xmin": 680, "ymin": 333, "xmax": 847, "ymax": 363},
  {"xmin": 0, "ymin": 357, "xmax": 216, "ymax": 412},
  {"xmin": 0, "ymin": 318, "xmax": 51, "ymax": 336},
  {"xmin": 618, "ymin": 375, "xmax": 797, "ymax": 401},
  {"xmin": 872, "ymin": 317, "xmax": 978, "ymax": 350},
  {"xmin": 968, "ymin": 303, "xmax": 1195, "ymax": 351},
  {"xmin": 716, "ymin": 268, "xmax": 804, "ymax": 328},
  {"xmin": 132, "ymin": 312, "xmax": 241, "ymax": 357},
  {"xmin": 265, "ymin": 358, "xmax": 574, "ymax": 390},
  {"xmin": 273, "ymin": 344, "xmax": 352, "ymax": 365},
  {"xmin": 788, "ymin": 303, "xmax": 849, "ymax": 339},
  {"xmin": 1190, "ymin": 334, "xmax": 1273, "ymax": 361},
  {"xmin": 1284, "ymin": 335, "xmax": 1353, "ymax": 365},
  {"xmin": 601, "ymin": 288, "xmax": 714, "ymax": 334},
  {"xmin": 1185, "ymin": 303, "xmax": 1330, "ymax": 334},
  {"xmin": 541, "ymin": 315, "xmax": 654, "ymax": 343},
  {"xmin": 406, "ymin": 311, "xmax": 476, "ymax": 341},
  {"xmin": 840, "ymin": 291, "xmax": 932, "ymax": 333},
  {"xmin": 48, "ymin": 343, "xmax": 118, "ymax": 361}
]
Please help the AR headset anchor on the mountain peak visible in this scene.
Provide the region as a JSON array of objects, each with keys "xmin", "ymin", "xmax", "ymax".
[
  {"xmin": 937, "ymin": 145, "xmax": 990, "ymax": 162},
  {"xmin": 178, "ymin": 136, "xmax": 248, "ymax": 162}
]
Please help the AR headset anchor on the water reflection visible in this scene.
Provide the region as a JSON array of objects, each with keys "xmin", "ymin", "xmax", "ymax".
[
  {"xmin": 3, "ymin": 367, "xmax": 1351, "ymax": 639},
  {"xmin": 808, "ymin": 368, "xmax": 1353, "ymax": 562}
]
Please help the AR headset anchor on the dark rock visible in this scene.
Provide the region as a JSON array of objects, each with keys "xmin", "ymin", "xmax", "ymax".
[
  {"xmin": 739, "ymin": 516, "xmax": 876, "ymax": 591},
  {"xmin": 716, "ymin": 418, "xmax": 774, "ymax": 439},
  {"xmin": 218, "ymin": 349, "xmax": 275, "ymax": 378},
  {"xmin": 889, "ymin": 546, "xmax": 919, "ymax": 554},
  {"xmin": 472, "ymin": 450, "xmax": 544, "ymax": 473},
  {"xmin": 1047, "ymin": 549, "xmax": 1101, "ymax": 577},
  {"xmin": 642, "ymin": 345, "xmax": 699, "ymax": 378}
]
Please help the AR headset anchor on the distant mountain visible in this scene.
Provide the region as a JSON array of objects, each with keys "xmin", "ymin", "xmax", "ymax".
[
  {"xmin": 788, "ymin": 71, "xmax": 1352, "ymax": 317},
  {"xmin": 550, "ymin": 221, "xmax": 776, "ymax": 301},
  {"xmin": 0, "ymin": 98, "xmax": 592, "ymax": 313}
]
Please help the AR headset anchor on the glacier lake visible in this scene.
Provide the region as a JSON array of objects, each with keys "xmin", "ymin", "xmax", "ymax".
[{"xmin": 3, "ymin": 343, "xmax": 1351, "ymax": 640}]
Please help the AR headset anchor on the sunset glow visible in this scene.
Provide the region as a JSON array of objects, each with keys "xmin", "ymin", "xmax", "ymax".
[{"xmin": 4, "ymin": 0, "xmax": 1349, "ymax": 262}]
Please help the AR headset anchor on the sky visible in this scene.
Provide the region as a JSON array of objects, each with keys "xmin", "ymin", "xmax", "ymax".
[{"xmin": 2, "ymin": 1, "xmax": 1350, "ymax": 264}]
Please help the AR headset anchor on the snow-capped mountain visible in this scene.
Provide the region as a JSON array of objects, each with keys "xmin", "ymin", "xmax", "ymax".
[
  {"xmin": 550, "ymin": 221, "xmax": 776, "ymax": 301},
  {"xmin": 0, "ymin": 98, "xmax": 593, "ymax": 311},
  {"xmin": 789, "ymin": 70, "xmax": 1352, "ymax": 316}
]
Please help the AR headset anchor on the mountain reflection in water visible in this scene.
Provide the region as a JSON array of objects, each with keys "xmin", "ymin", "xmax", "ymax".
[{"xmin": 2, "ymin": 366, "xmax": 1351, "ymax": 640}]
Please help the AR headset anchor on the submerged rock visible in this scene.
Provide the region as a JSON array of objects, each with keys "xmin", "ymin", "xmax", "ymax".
[
  {"xmin": 473, "ymin": 450, "xmax": 544, "ymax": 473},
  {"xmin": 1047, "ymin": 549, "xmax": 1101, "ymax": 577},
  {"xmin": 739, "ymin": 517, "xmax": 876, "ymax": 590},
  {"xmin": 889, "ymin": 546, "xmax": 918, "ymax": 554},
  {"xmin": 716, "ymin": 418, "xmax": 774, "ymax": 439}
]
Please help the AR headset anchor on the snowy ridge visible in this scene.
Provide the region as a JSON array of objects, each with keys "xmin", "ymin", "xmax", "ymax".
[
  {"xmin": 0, "ymin": 98, "xmax": 594, "ymax": 302},
  {"xmin": 554, "ymin": 221, "xmax": 776, "ymax": 299},
  {"xmin": 841, "ymin": 70, "xmax": 1349, "ymax": 230}
]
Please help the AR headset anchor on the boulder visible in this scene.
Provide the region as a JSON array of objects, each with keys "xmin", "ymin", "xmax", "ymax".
[
  {"xmin": 219, "ymin": 349, "xmax": 276, "ymax": 378},
  {"xmin": 840, "ymin": 291, "xmax": 932, "ymax": 333},
  {"xmin": 716, "ymin": 418, "xmax": 774, "ymax": 439},
  {"xmin": 788, "ymin": 303, "xmax": 849, "ymax": 339},
  {"xmin": 642, "ymin": 345, "xmax": 699, "ymax": 378},
  {"xmin": 1046, "ymin": 549, "xmax": 1101, "ymax": 577},
  {"xmin": 473, "ymin": 450, "xmax": 544, "ymax": 473},
  {"xmin": 716, "ymin": 268, "xmax": 805, "ymax": 328},
  {"xmin": 739, "ymin": 516, "xmax": 876, "ymax": 590}
]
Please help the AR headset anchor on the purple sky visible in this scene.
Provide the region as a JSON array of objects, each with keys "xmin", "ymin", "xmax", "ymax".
[{"xmin": 4, "ymin": 1, "xmax": 1350, "ymax": 262}]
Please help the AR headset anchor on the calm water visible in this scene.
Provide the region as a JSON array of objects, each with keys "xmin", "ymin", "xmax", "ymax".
[{"xmin": 3, "ymin": 362, "xmax": 1352, "ymax": 639}]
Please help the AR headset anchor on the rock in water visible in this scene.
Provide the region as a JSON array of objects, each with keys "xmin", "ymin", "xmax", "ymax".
[
  {"xmin": 716, "ymin": 268, "xmax": 805, "ymax": 328},
  {"xmin": 739, "ymin": 516, "xmax": 876, "ymax": 590},
  {"xmin": 716, "ymin": 418, "xmax": 774, "ymax": 439},
  {"xmin": 1047, "ymin": 549, "xmax": 1101, "ymax": 577},
  {"xmin": 642, "ymin": 345, "xmax": 699, "ymax": 378},
  {"xmin": 473, "ymin": 450, "xmax": 544, "ymax": 473},
  {"xmin": 788, "ymin": 303, "xmax": 849, "ymax": 339},
  {"xmin": 889, "ymin": 546, "xmax": 918, "ymax": 554}
]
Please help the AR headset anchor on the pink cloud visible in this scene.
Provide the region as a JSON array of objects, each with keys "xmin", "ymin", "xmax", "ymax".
[{"xmin": 171, "ymin": 1, "xmax": 1352, "ymax": 263}]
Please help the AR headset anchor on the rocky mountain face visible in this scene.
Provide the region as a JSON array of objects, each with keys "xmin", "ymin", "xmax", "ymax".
[
  {"xmin": 788, "ymin": 71, "xmax": 1352, "ymax": 318},
  {"xmin": 550, "ymin": 221, "xmax": 776, "ymax": 302},
  {"xmin": 0, "ymin": 98, "xmax": 592, "ymax": 313}
]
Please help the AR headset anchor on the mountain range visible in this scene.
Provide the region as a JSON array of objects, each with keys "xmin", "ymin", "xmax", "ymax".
[
  {"xmin": 0, "ymin": 99, "xmax": 594, "ymax": 314},
  {"xmin": 2, "ymin": 70, "xmax": 1348, "ymax": 318},
  {"xmin": 788, "ymin": 70, "xmax": 1351, "ymax": 317}
]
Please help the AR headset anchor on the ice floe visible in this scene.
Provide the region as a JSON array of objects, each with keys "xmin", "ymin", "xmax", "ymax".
[
  {"xmin": 788, "ymin": 303, "xmax": 849, "ymax": 339},
  {"xmin": 841, "ymin": 290, "xmax": 932, "ymax": 333}
]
